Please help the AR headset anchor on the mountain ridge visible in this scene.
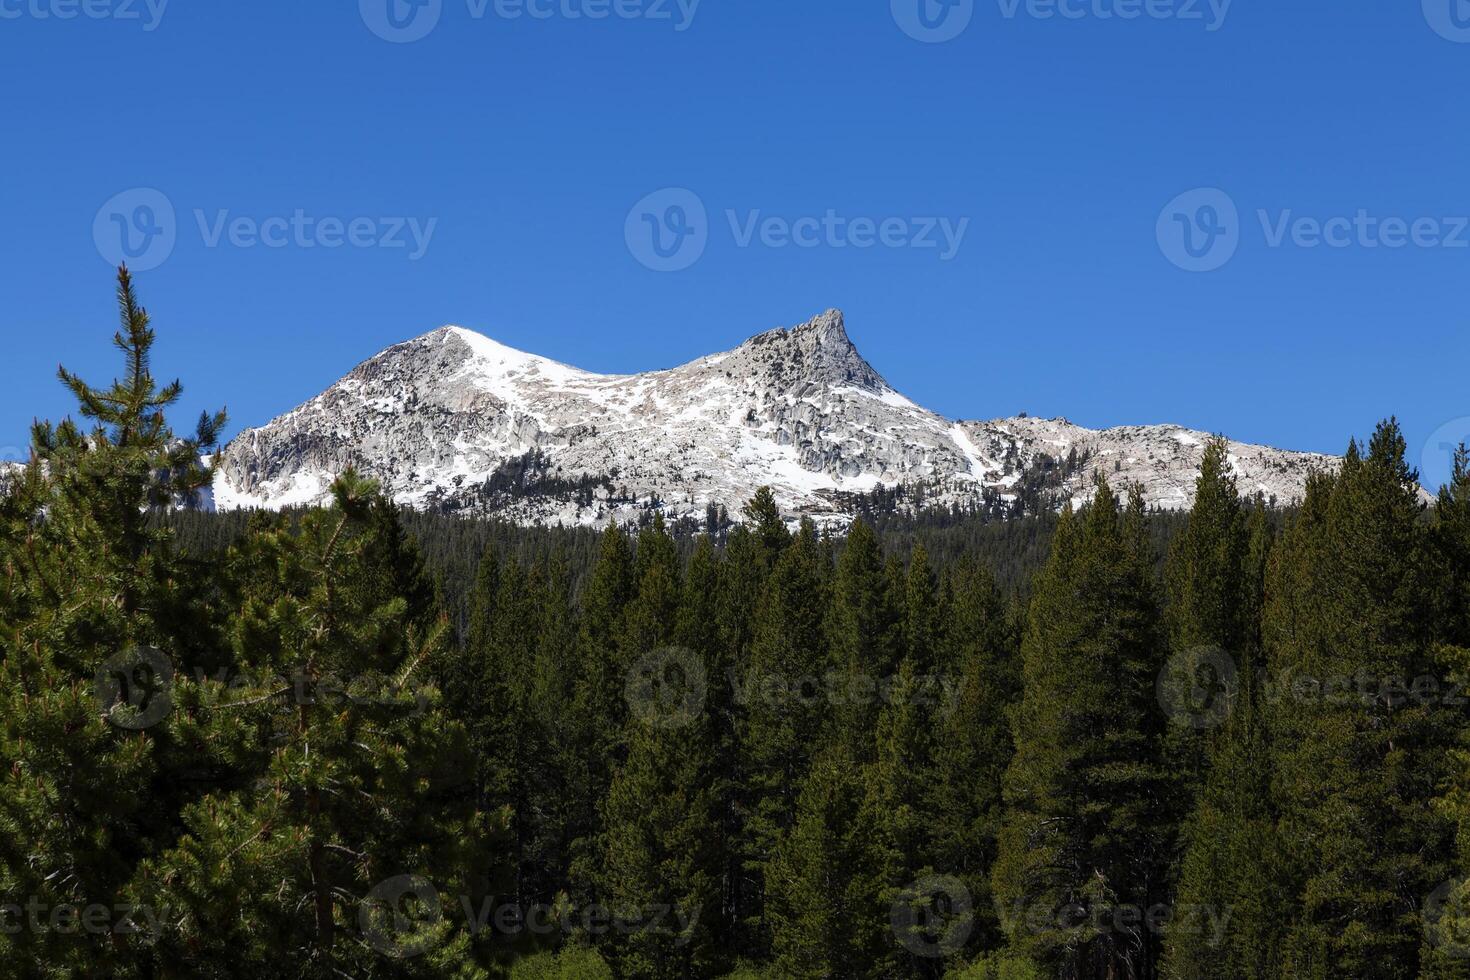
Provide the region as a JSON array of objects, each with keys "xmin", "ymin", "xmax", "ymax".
[{"xmin": 210, "ymin": 310, "xmax": 1340, "ymax": 526}]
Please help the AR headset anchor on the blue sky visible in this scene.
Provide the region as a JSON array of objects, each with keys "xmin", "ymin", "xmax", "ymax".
[{"xmin": 2, "ymin": 0, "xmax": 1468, "ymax": 490}]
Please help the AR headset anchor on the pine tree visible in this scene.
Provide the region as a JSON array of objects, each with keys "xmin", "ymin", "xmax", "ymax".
[
  {"xmin": 0, "ymin": 268, "xmax": 228, "ymax": 974},
  {"xmin": 521, "ymin": 552, "xmax": 582, "ymax": 907},
  {"xmin": 595, "ymin": 519, "xmax": 721, "ymax": 977},
  {"xmin": 621, "ymin": 515, "xmax": 681, "ymax": 662},
  {"xmin": 825, "ymin": 519, "xmax": 899, "ymax": 759},
  {"xmin": 742, "ymin": 487, "xmax": 791, "ymax": 568},
  {"xmin": 765, "ymin": 745, "xmax": 878, "ymax": 979},
  {"xmin": 1268, "ymin": 422, "xmax": 1456, "ymax": 977},
  {"xmin": 482, "ymin": 558, "xmax": 549, "ymax": 922},
  {"xmin": 738, "ymin": 518, "xmax": 829, "ymax": 953},
  {"xmin": 1161, "ymin": 661, "xmax": 1284, "ymax": 980},
  {"xmin": 903, "ymin": 544, "xmax": 943, "ymax": 676},
  {"xmin": 678, "ymin": 536, "xmax": 743, "ymax": 953},
  {"xmin": 1160, "ymin": 438, "xmax": 1250, "ymax": 787},
  {"xmin": 1429, "ymin": 445, "xmax": 1470, "ymax": 978},
  {"xmin": 1160, "ymin": 445, "xmax": 1290, "ymax": 979},
  {"xmin": 443, "ymin": 550, "xmax": 504, "ymax": 816},
  {"xmin": 1436, "ymin": 444, "xmax": 1470, "ymax": 649},
  {"xmin": 596, "ymin": 704, "xmax": 720, "ymax": 979},
  {"xmin": 1164, "ymin": 439, "xmax": 1251, "ymax": 656},
  {"xmin": 127, "ymin": 473, "xmax": 495, "ymax": 977},
  {"xmin": 566, "ymin": 524, "xmax": 635, "ymax": 900},
  {"xmin": 926, "ymin": 559, "xmax": 1017, "ymax": 959},
  {"xmin": 860, "ymin": 657, "xmax": 940, "ymax": 978},
  {"xmin": 991, "ymin": 481, "xmax": 1171, "ymax": 978}
]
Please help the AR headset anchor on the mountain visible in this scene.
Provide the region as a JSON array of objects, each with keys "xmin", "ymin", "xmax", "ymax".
[{"xmin": 210, "ymin": 310, "xmax": 1337, "ymax": 526}]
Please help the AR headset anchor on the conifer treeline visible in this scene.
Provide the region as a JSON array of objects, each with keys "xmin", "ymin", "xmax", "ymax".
[{"xmin": 2, "ymin": 272, "xmax": 1469, "ymax": 978}]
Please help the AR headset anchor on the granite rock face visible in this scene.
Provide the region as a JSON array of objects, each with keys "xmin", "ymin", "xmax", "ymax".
[{"xmin": 212, "ymin": 310, "xmax": 1339, "ymax": 525}]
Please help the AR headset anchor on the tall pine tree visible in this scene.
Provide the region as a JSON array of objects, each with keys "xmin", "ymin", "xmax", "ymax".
[{"xmin": 992, "ymin": 482, "xmax": 1171, "ymax": 978}]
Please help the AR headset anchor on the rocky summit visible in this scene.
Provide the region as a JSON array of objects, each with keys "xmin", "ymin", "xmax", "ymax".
[{"xmin": 210, "ymin": 310, "xmax": 1338, "ymax": 526}]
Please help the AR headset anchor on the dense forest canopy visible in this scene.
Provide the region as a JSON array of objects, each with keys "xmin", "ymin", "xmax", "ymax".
[{"xmin": 2, "ymin": 270, "xmax": 1469, "ymax": 979}]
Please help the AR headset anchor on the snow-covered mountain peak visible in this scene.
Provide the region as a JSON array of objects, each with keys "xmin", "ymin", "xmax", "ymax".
[
  {"xmin": 212, "ymin": 310, "xmax": 1341, "ymax": 526},
  {"xmin": 407, "ymin": 325, "xmax": 612, "ymax": 388}
]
